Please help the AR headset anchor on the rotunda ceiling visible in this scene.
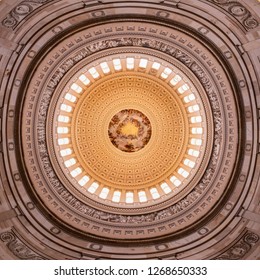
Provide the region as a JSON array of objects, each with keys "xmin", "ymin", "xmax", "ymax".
[
  {"xmin": 0, "ymin": 0, "xmax": 259, "ymax": 260},
  {"xmin": 20, "ymin": 18, "xmax": 240, "ymax": 237}
]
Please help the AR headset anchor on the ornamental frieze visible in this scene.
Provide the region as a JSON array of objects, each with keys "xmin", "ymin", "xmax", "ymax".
[
  {"xmin": 2, "ymin": 0, "xmax": 53, "ymax": 29},
  {"xmin": 215, "ymin": 231, "xmax": 260, "ymax": 260},
  {"xmin": 0, "ymin": 231, "xmax": 46, "ymax": 260},
  {"xmin": 208, "ymin": 0, "xmax": 259, "ymax": 31}
]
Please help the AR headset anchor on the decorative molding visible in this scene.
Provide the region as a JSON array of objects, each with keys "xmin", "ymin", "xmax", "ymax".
[
  {"xmin": 14, "ymin": 17, "xmax": 238, "ymax": 240},
  {"xmin": 214, "ymin": 231, "xmax": 260, "ymax": 260},
  {"xmin": 0, "ymin": 230, "xmax": 46, "ymax": 260},
  {"xmin": 2, "ymin": 0, "xmax": 258, "ymax": 31},
  {"xmin": 208, "ymin": 0, "xmax": 259, "ymax": 31},
  {"xmin": 2, "ymin": 0, "xmax": 53, "ymax": 29}
]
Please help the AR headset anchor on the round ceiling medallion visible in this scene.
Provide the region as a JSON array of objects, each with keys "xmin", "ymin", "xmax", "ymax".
[{"xmin": 108, "ymin": 109, "xmax": 152, "ymax": 153}]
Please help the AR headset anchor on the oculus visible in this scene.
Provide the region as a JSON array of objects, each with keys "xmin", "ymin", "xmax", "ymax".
[{"xmin": 108, "ymin": 109, "xmax": 152, "ymax": 153}]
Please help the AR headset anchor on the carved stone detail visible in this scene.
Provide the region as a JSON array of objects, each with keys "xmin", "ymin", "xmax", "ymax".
[
  {"xmin": 2, "ymin": 1, "xmax": 52, "ymax": 29},
  {"xmin": 215, "ymin": 231, "xmax": 259, "ymax": 259},
  {"xmin": 35, "ymin": 37, "xmax": 223, "ymax": 224},
  {"xmin": 208, "ymin": 0, "xmax": 259, "ymax": 31},
  {"xmin": 0, "ymin": 231, "xmax": 46, "ymax": 259}
]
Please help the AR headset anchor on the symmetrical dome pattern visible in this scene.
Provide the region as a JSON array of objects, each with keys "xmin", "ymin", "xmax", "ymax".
[
  {"xmin": 0, "ymin": 0, "xmax": 259, "ymax": 260},
  {"xmin": 50, "ymin": 54, "xmax": 210, "ymax": 207}
]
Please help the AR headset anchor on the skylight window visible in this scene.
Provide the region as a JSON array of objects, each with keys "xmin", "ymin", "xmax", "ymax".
[
  {"xmin": 64, "ymin": 158, "xmax": 76, "ymax": 167},
  {"xmin": 152, "ymin": 62, "xmax": 160, "ymax": 70},
  {"xmin": 58, "ymin": 138, "xmax": 69, "ymax": 145},
  {"xmin": 188, "ymin": 149, "xmax": 200, "ymax": 157},
  {"xmin": 58, "ymin": 115, "xmax": 70, "ymax": 123},
  {"xmin": 78, "ymin": 175, "xmax": 90, "ymax": 187},
  {"xmin": 161, "ymin": 67, "xmax": 172, "ymax": 79},
  {"xmin": 161, "ymin": 183, "xmax": 172, "ymax": 194},
  {"xmin": 71, "ymin": 83, "xmax": 82, "ymax": 93},
  {"xmin": 60, "ymin": 104, "xmax": 72, "ymax": 112},
  {"xmin": 138, "ymin": 191, "xmax": 147, "ymax": 202},
  {"xmin": 170, "ymin": 75, "xmax": 182, "ymax": 86},
  {"xmin": 139, "ymin": 58, "xmax": 148, "ymax": 68},
  {"xmin": 190, "ymin": 116, "xmax": 202, "ymax": 123},
  {"xmin": 113, "ymin": 59, "xmax": 122, "ymax": 70},
  {"xmin": 184, "ymin": 94, "xmax": 195, "ymax": 103},
  {"xmin": 112, "ymin": 191, "xmax": 121, "ymax": 202},
  {"xmin": 150, "ymin": 188, "xmax": 160, "ymax": 199},
  {"xmin": 99, "ymin": 187, "xmax": 109, "ymax": 199},
  {"xmin": 191, "ymin": 138, "xmax": 202, "ymax": 146},
  {"xmin": 100, "ymin": 62, "xmax": 110, "ymax": 74},
  {"xmin": 191, "ymin": 127, "xmax": 203, "ymax": 134},
  {"xmin": 88, "ymin": 182, "xmax": 99, "ymax": 194},
  {"xmin": 79, "ymin": 74, "xmax": 90, "ymax": 85},
  {"xmin": 126, "ymin": 57, "xmax": 134, "ymax": 69},
  {"xmin": 178, "ymin": 84, "xmax": 190, "ymax": 94},
  {"xmin": 126, "ymin": 192, "xmax": 134, "ymax": 203},
  {"xmin": 184, "ymin": 159, "xmax": 195, "ymax": 168},
  {"xmin": 89, "ymin": 67, "xmax": 99, "ymax": 79},
  {"xmin": 60, "ymin": 148, "xmax": 72, "ymax": 156},
  {"xmin": 170, "ymin": 176, "xmax": 181, "ymax": 187},
  {"xmin": 70, "ymin": 167, "xmax": 82, "ymax": 178},
  {"xmin": 188, "ymin": 105, "xmax": 200, "ymax": 113},
  {"xmin": 178, "ymin": 168, "xmax": 189, "ymax": 178},
  {"xmin": 65, "ymin": 93, "xmax": 77, "ymax": 103},
  {"xmin": 57, "ymin": 127, "xmax": 69, "ymax": 134}
]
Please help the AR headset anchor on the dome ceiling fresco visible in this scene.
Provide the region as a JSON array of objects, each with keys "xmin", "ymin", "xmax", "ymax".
[{"xmin": 108, "ymin": 109, "xmax": 152, "ymax": 153}]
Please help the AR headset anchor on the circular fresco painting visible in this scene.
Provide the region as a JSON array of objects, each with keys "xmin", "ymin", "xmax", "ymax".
[{"xmin": 108, "ymin": 109, "xmax": 152, "ymax": 152}]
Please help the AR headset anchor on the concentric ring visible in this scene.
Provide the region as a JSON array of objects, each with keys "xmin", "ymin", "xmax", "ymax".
[{"xmin": 50, "ymin": 54, "xmax": 212, "ymax": 207}]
